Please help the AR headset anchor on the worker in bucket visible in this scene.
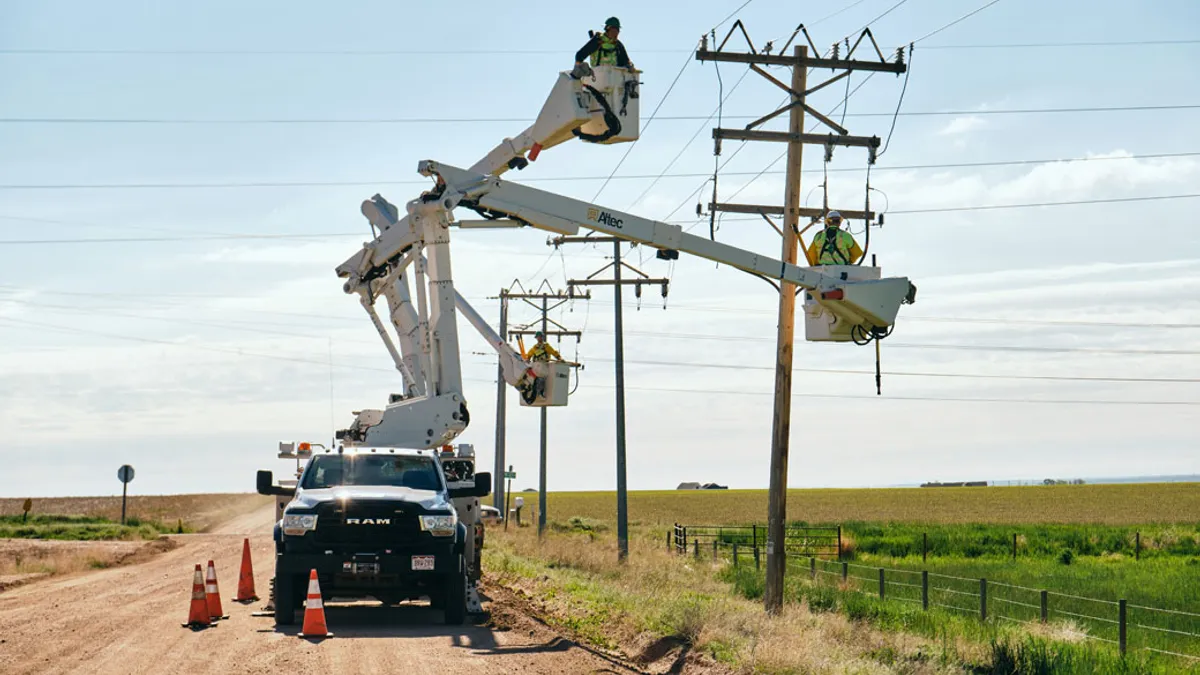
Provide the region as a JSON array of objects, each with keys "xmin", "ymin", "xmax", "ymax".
[
  {"xmin": 526, "ymin": 331, "xmax": 561, "ymax": 400},
  {"xmin": 573, "ymin": 17, "xmax": 633, "ymax": 78},
  {"xmin": 807, "ymin": 210, "xmax": 863, "ymax": 265}
]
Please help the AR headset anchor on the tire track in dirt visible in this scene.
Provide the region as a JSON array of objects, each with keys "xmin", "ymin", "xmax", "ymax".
[{"xmin": 0, "ymin": 502, "xmax": 642, "ymax": 674}]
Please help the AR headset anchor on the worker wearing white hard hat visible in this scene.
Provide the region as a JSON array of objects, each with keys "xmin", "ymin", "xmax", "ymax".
[{"xmin": 806, "ymin": 210, "xmax": 863, "ymax": 265}]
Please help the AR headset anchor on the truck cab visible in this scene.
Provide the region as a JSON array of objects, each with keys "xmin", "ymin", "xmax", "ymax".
[{"xmin": 257, "ymin": 445, "xmax": 490, "ymax": 626}]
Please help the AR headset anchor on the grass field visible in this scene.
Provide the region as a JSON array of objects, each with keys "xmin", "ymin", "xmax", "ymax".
[
  {"xmin": 530, "ymin": 482, "xmax": 1200, "ymax": 527},
  {"xmin": 0, "ymin": 514, "xmax": 183, "ymax": 541},
  {"xmin": 514, "ymin": 483, "xmax": 1200, "ymax": 672},
  {"xmin": 0, "ymin": 493, "xmax": 271, "ymax": 533}
]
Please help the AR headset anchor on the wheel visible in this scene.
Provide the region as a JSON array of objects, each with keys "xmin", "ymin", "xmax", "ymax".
[
  {"xmin": 443, "ymin": 555, "xmax": 467, "ymax": 625},
  {"xmin": 274, "ymin": 571, "xmax": 297, "ymax": 625}
]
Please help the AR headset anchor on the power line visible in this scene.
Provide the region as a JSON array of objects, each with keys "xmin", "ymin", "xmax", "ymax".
[
  {"xmin": 2, "ymin": 192, "xmax": 1195, "ymax": 246},
  {"xmin": 591, "ymin": 49, "xmax": 694, "ymax": 201},
  {"xmin": 579, "ymin": 355, "xmax": 1200, "ymax": 384},
  {"xmin": 5, "ymin": 149, "xmax": 1196, "ymax": 189},
  {"xmin": 2, "ymin": 40, "xmax": 1196, "ymax": 56},
  {"xmin": 5, "ymin": 105, "xmax": 1195, "ymax": 125},
  {"xmin": 912, "ymin": 0, "xmax": 1005, "ymax": 45}
]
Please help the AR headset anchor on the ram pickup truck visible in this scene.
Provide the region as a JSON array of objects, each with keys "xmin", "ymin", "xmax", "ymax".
[{"xmin": 257, "ymin": 446, "xmax": 490, "ymax": 625}]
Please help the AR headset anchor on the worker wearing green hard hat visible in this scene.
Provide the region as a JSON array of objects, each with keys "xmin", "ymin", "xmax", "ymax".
[{"xmin": 574, "ymin": 16, "xmax": 634, "ymax": 75}]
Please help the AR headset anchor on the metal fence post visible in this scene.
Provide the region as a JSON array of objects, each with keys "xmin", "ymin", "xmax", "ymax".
[
  {"xmin": 810, "ymin": 557, "xmax": 816, "ymax": 580},
  {"xmin": 837, "ymin": 525, "xmax": 843, "ymax": 560},
  {"xmin": 1135, "ymin": 531, "xmax": 1140, "ymax": 561},
  {"xmin": 752, "ymin": 524, "xmax": 758, "ymax": 551},
  {"xmin": 754, "ymin": 546, "xmax": 761, "ymax": 571},
  {"xmin": 921, "ymin": 571, "xmax": 929, "ymax": 610},
  {"xmin": 693, "ymin": 539, "xmax": 699, "ymax": 559},
  {"xmin": 879, "ymin": 568, "xmax": 885, "ymax": 600},
  {"xmin": 713, "ymin": 540, "xmax": 718, "ymax": 562},
  {"xmin": 1119, "ymin": 599, "xmax": 1127, "ymax": 656},
  {"xmin": 683, "ymin": 526, "xmax": 688, "ymax": 554},
  {"xmin": 1012, "ymin": 533, "xmax": 1017, "ymax": 562},
  {"xmin": 842, "ymin": 562, "xmax": 848, "ymax": 583},
  {"xmin": 667, "ymin": 529, "xmax": 672, "ymax": 552},
  {"xmin": 733, "ymin": 543, "xmax": 739, "ymax": 567},
  {"xmin": 923, "ymin": 532, "xmax": 928, "ymax": 562},
  {"xmin": 980, "ymin": 578, "xmax": 988, "ymax": 621},
  {"xmin": 1040, "ymin": 590, "xmax": 1048, "ymax": 623}
]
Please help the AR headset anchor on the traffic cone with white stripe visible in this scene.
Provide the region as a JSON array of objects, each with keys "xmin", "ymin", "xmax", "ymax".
[
  {"xmin": 234, "ymin": 538, "xmax": 258, "ymax": 603},
  {"xmin": 181, "ymin": 563, "xmax": 213, "ymax": 629},
  {"xmin": 205, "ymin": 560, "xmax": 229, "ymax": 620},
  {"xmin": 299, "ymin": 569, "xmax": 332, "ymax": 638}
]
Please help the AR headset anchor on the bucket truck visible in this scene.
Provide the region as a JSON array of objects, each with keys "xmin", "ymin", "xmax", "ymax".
[{"xmin": 258, "ymin": 58, "xmax": 915, "ymax": 626}]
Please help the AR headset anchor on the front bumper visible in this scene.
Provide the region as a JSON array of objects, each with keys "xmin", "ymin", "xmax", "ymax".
[{"xmin": 276, "ymin": 544, "xmax": 458, "ymax": 596}]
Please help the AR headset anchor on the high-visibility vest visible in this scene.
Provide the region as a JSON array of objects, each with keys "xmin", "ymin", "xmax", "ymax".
[
  {"xmin": 590, "ymin": 34, "xmax": 619, "ymax": 66},
  {"xmin": 811, "ymin": 228, "xmax": 857, "ymax": 265},
  {"xmin": 527, "ymin": 343, "xmax": 559, "ymax": 362}
]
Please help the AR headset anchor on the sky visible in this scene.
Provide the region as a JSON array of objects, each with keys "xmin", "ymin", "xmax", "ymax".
[{"xmin": 1, "ymin": 0, "xmax": 1198, "ymax": 499}]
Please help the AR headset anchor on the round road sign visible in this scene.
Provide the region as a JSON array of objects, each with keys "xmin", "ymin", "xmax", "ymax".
[{"xmin": 117, "ymin": 465, "xmax": 135, "ymax": 484}]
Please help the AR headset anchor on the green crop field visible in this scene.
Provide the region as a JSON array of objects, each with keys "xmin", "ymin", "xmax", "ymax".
[{"xmin": 517, "ymin": 483, "xmax": 1200, "ymax": 671}]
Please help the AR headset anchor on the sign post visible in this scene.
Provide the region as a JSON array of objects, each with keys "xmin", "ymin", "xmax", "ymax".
[
  {"xmin": 503, "ymin": 466, "xmax": 515, "ymax": 531},
  {"xmin": 117, "ymin": 465, "xmax": 135, "ymax": 525},
  {"xmin": 22, "ymin": 498, "xmax": 32, "ymax": 523}
]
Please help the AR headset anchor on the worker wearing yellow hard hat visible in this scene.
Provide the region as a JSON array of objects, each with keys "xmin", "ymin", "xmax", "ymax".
[{"xmin": 806, "ymin": 211, "xmax": 863, "ymax": 265}]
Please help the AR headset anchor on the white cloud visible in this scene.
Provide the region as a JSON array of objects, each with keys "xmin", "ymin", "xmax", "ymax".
[{"xmin": 937, "ymin": 115, "xmax": 987, "ymax": 136}]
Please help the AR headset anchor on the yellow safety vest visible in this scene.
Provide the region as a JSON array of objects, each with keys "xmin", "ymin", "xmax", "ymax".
[
  {"xmin": 527, "ymin": 342, "xmax": 560, "ymax": 362},
  {"xmin": 590, "ymin": 34, "xmax": 619, "ymax": 66},
  {"xmin": 811, "ymin": 228, "xmax": 858, "ymax": 265}
]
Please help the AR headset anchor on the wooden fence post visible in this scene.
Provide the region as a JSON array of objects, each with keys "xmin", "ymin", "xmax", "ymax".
[
  {"xmin": 693, "ymin": 539, "xmax": 699, "ymax": 559},
  {"xmin": 1119, "ymin": 599, "xmax": 1127, "ymax": 656},
  {"xmin": 980, "ymin": 578, "xmax": 988, "ymax": 621},
  {"xmin": 1012, "ymin": 533, "xmax": 1017, "ymax": 562},
  {"xmin": 879, "ymin": 568, "xmax": 885, "ymax": 600},
  {"xmin": 1040, "ymin": 590, "xmax": 1048, "ymax": 623},
  {"xmin": 810, "ymin": 557, "xmax": 816, "ymax": 580},
  {"xmin": 842, "ymin": 562, "xmax": 848, "ymax": 583},
  {"xmin": 921, "ymin": 571, "xmax": 929, "ymax": 610},
  {"xmin": 837, "ymin": 525, "xmax": 843, "ymax": 560},
  {"xmin": 713, "ymin": 540, "xmax": 718, "ymax": 562},
  {"xmin": 1135, "ymin": 531, "xmax": 1140, "ymax": 561},
  {"xmin": 733, "ymin": 543, "xmax": 739, "ymax": 567}
]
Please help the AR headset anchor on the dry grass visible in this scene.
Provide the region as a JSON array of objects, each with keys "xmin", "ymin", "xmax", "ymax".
[
  {"xmin": 0, "ymin": 493, "xmax": 271, "ymax": 532},
  {"xmin": 487, "ymin": 526, "xmax": 965, "ymax": 674},
  {"xmin": 536, "ymin": 483, "xmax": 1200, "ymax": 527},
  {"xmin": 0, "ymin": 537, "xmax": 176, "ymax": 586}
]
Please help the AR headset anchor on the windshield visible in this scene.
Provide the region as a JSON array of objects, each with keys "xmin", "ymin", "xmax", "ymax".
[{"xmin": 301, "ymin": 455, "xmax": 443, "ymax": 491}]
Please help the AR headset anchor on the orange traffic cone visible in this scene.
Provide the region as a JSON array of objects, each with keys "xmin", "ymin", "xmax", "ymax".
[
  {"xmin": 181, "ymin": 563, "xmax": 213, "ymax": 629},
  {"xmin": 234, "ymin": 538, "xmax": 258, "ymax": 603},
  {"xmin": 205, "ymin": 560, "xmax": 229, "ymax": 620},
  {"xmin": 299, "ymin": 569, "xmax": 332, "ymax": 638}
]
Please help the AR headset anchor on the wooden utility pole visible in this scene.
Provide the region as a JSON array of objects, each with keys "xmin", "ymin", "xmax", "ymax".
[
  {"xmin": 697, "ymin": 22, "xmax": 906, "ymax": 614},
  {"xmin": 764, "ymin": 44, "xmax": 807, "ymax": 613},
  {"xmin": 554, "ymin": 236, "xmax": 669, "ymax": 561},
  {"xmin": 502, "ymin": 287, "xmax": 589, "ymax": 538}
]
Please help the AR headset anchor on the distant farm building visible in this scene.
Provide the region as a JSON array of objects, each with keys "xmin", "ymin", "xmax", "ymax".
[
  {"xmin": 920, "ymin": 481, "xmax": 988, "ymax": 488},
  {"xmin": 677, "ymin": 482, "xmax": 729, "ymax": 490}
]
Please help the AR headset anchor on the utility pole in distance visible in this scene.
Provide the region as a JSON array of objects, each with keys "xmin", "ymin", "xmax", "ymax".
[
  {"xmin": 697, "ymin": 22, "xmax": 906, "ymax": 614},
  {"xmin": 554, "ymin": 236, "xmax": 670, "ymax": 561},
  {"xmin": 491, "ymin": 289, "xmax": 509, "ymax": 511},
  {"xmin": 503, "ymin": 286, "xmax": 589, "ymax": 537}
]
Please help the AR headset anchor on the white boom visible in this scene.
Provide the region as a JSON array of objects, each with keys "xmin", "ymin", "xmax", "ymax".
[{"xmin": 333, "ymin": 63, "xmax": 914, "ymax": 449}]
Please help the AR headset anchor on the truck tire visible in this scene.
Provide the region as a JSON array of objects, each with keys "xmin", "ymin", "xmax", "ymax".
[
  {"xmin": 443, "ymin": 556, "xmax": 467, "ymax": 625},
  {"xmin": 274, "ymin": 572, "xmax": 297, "ymax": 625}
]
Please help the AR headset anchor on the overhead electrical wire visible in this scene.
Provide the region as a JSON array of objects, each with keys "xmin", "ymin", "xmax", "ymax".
[
  {"xmin": 912, "ymin": 0, "xmax": 1006, "ymax": 45},
  {"xmin": 2, "ymin": 151, "xmax": 1194, "ymax": 190},
  {"xmin": 4, "ymin": 104, "xmax": 1196, "ymax": 125},
  {"xmin": 2, "ymin": 40, "xmax": 1196, "ymax": 56}
]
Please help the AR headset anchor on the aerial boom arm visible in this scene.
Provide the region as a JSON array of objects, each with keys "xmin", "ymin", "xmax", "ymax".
[{"xmin": 426, "ymin": 161, "xmax": 914, "ymax": 329}]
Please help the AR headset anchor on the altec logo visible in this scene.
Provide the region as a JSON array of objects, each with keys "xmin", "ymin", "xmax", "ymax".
[
  {"xmin": 587, "ymin": 207, "xmax": 623, "ymax": 229},
  {"xmin": 345, "ymin": 518, "xmax": 390, "ymax": 525}
]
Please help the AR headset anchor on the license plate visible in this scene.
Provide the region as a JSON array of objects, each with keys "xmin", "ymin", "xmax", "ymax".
[
  {"xmin": 354, "ymin": 562, "xmax": 379, "ymax": 574},
  {"xmin": 411, "ymin": 555, "xmax": 435, "ymax": 571}
]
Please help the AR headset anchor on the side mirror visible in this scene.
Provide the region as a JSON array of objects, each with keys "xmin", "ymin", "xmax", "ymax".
[
  {"xmin": 449, "ymin": 472, "xmax": 492, "ymax": 499},
  {"xmin": 256, "ymin": 470, "xmax": 296, "ymax": 497}
]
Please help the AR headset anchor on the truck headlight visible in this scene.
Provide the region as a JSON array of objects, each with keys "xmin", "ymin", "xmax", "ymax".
[
  {"xmin": 419, "ymin": 514, "xmax": 457, "ymax": 537},
  {"xmin": 282, "ymin": 513, "xmax": 318, "ymax": 536}
]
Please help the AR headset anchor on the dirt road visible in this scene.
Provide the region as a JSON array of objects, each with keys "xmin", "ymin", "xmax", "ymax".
[{"xmin": 0, "ymin": 503, "xmax": 641, "ymax": 674}]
